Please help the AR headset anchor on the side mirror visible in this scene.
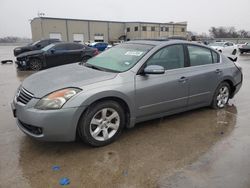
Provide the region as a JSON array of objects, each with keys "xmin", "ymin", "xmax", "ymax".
[
  {"xmin": 143, "ymin": 65, "xmax": 165, "ymax": 74},
  {"xmin": 50, "ymin": 49, "xmax": 55, "ymax": 54},
  {"xmin": 36, "ymin": 44, "xmax": 41, "ymax": 48}
]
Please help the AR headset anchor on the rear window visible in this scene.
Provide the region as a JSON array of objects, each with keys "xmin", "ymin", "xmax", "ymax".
[
  {"xmin": 212, "ymin": 51, "xmax": 220, "ymax": 63},
  {"xmin": 67, "ymin": 44, "xmax": 84, "ymax": 50},
  {"xmin": 188, "ymin": 45, "xmax": 213, "ymax": 66}
]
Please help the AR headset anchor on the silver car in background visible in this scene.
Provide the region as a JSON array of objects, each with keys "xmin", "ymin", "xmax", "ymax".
[{"xmin": 11, "ymin": 40, "xmax": 243, "ymax": 146}]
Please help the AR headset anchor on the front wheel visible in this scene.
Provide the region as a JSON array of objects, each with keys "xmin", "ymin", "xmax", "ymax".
[
  {"xmin": 211, "ymin": 82, "xmax": 231, "ymax": 109},
  {"xmin": 29, "ymin": 58, "xmax": 42, "ymax": 71},
  {"xmin": 77, "ymin": 101, "xmax": 125, "ymax": 147}
]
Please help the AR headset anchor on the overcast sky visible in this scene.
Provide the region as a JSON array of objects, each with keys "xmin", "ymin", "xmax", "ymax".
[{"xmin": 1, "ymin": 0, "xmax": 250, "ymax": 38}]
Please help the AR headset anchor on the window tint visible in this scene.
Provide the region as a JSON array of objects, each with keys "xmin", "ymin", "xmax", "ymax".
[
  {"xmin": 54, "ymin": 44, "xmax": 68, "ymax": 50},
  {"xmin": 37, "ymin": 40, "xmax": 49, "ymax": 47},
  {"xmin": 147, "ymin": 45, "xmax": 185, "ymax": 70},
  {"xmin": 67, "ymin": 44, "xmax": 83, "ymax": 50},
  {"xmin": 212, "ymin": 51, "xmax": 220, "ymax": 63},
  {"xmin": 188, "ymin": 45, "xmax": 213, "ymax": 66}
]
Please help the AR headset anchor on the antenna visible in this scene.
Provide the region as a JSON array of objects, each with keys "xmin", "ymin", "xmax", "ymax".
[{"xmin": 38, "ymin": 12, "xmax": 45, "ymax": 17}]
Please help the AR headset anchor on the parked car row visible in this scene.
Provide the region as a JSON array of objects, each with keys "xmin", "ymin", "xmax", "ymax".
[
  {"xmin": 14, "ymin": 39, "xmax": 60, "ymax": 56},
  {"xmin": 16, "ymin": 42, "xmax": 99, "ymax": 70},
  {"xmin": 14, "ymin": 39, "xmax": 116, "ymax": 70}
]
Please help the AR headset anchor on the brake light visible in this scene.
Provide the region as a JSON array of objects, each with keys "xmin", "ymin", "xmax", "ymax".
[{"xmin": 93, "ymin": 48, "xmax": 99, "ymax": 56}]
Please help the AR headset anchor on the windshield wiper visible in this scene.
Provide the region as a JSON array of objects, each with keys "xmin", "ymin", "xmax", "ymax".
[
  {"xmin": 83, "ymin": 63, "xmax": 104, "ymax": 71},
  {"xmin": 83, "ymin": 63, "xmax": 120, "ymax": 73}
]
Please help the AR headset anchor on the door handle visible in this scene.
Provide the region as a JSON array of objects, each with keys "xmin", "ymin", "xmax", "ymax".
[
  {"xmin": 178, "ymin": 76, "xmax": 188, "ymax": 83},
  {"xmin": 215, "ymin": 69, "xmax": 222, "ymax": 74}
]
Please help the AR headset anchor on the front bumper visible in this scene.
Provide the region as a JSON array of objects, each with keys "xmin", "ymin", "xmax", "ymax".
[
  {"xmin": 11, "ymin": 97, "xmax": 87, "ymax": 142},
  {"xmin": 15, "ymin": 60, "xmax": 28, "ymax": 69}
]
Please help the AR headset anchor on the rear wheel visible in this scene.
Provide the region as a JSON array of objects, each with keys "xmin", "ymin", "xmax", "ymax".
[
  {"xmin": 29, "ymin": 58, "xmax": 42, "ymax": 71},
  {"xmin": 211, "ymin": 82, "xmax": 231, "ymax": 109},
  {"xmin": 77, "ymin": 100, "xmax": 125, "ymax": 147},
  {"xmin": 81, "ymin": 56, "xmax": 91, "ymax": 63}
]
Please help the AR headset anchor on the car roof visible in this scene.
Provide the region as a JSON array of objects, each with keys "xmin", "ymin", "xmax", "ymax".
[
  {"xmin": 125, "ymin": 39, "xmax": 198, "ymax": 46},
  {"xmin": 54, "ymin": 42, "xmax": 83, "ymax": 46}
]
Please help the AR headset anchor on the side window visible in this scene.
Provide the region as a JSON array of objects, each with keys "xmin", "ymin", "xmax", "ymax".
[
  {"xmin": 54, "ymin": 44, "xmax": 67, "ymax": 50},
  {"xmin": 188, "ymin": 45, "xmax": 213, "ymax": 66},
  {"xmin": 37, "ymin": 40, "xmax": 48, "ymax": 48},
  {"xmin": 212, "ymin": 51, "xmax": 220, "ymax": 63},
  {"xmin": 68, "ymin": 44, "xmax": 83, "ymax": 50},
  {"xmin": 147, "ymin": 45, "xmax": 185, "ymax": 70}
]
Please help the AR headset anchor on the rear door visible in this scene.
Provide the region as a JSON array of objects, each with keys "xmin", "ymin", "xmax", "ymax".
[
  {"xmin": 64, "ymin": 43, "xmax": 84, "ymax": 64},
  {"xmin": 185, "ymin": 45, "xmax": 222, "ymax": 107},
  {"xmin": 45, "ymin": 43, "xmax": 69, "ymax": 67},
  {"xmin": 135, "ymin": 44, "xmax": 189, "ymax": 118}
]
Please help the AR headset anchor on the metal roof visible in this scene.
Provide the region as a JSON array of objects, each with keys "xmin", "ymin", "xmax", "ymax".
[{"xmin": 32, "ymin": 17, "xmax": 187, "ymax": 26}]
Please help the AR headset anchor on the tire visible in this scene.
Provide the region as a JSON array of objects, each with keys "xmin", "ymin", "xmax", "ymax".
[
  {"xmin": 211, "ymin": 82, "xmax": 231, "ymax": 109},
  {"xmin": 29, "ymin": 58, "xmax": 42, "ymax": 71},
  {"xmin": 77, "ymin": 100, "xmax": 125, "ymax": 147},
  {"xmin": 81, "ymin": 56, "xmax": 91, "ymax": 63},
  {"xmin": 232, "ymin": 49, "xmax": 237, "ymax": 55}
]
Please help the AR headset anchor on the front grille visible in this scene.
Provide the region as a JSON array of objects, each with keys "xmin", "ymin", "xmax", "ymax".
[
  {"xmin": 17, "ymin": 87, "xmax": 34, "ymax": 105},
  {"xmin": 18, "ymin": 120, "xmax": 43, "ymax": 135}
]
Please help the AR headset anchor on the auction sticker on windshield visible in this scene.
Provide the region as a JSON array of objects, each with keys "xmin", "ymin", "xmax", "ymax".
[{"xmin": 125, "ymin": 51, "xmax": 144, "ymax": 56}]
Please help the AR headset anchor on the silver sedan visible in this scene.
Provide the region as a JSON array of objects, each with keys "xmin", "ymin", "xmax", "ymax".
[{"xmin": 11, "ymin": 40, "xmax": 243, "ymax": 146}]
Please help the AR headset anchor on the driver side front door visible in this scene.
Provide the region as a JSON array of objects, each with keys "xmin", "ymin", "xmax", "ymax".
[{"xmin": 135, "ymin": 44, "xmax": 189, "ymax": 119}]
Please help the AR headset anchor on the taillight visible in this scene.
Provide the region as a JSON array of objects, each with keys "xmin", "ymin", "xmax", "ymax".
[{"xmin": 93, "ymin": 48, "xmax": 99, "ymax": 56}]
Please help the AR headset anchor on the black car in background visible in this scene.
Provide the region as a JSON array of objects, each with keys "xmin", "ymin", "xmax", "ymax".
[
  {"xmin": 16, "ymin": 42, "xmax": 99, "ymax": 70},
  {"xmin": 13, "ymin": 39, "xmax": 60, "ymax": 56},
  {"xmin": 239, "ymin": 43, "xmax": 250, "ymax": 54}
]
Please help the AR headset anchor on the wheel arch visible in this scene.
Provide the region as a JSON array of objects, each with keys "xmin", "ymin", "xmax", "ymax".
[
  {"xmin": 76, "ymin": 92, "xmax": 135, "ymax": 130},
  {"xmin": 221, "ymin": 79, "xmax": 236, "ymax": 98}
]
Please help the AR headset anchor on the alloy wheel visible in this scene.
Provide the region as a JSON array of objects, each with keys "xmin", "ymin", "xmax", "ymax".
[
  {"xmin": 30, "ymin": 59, "xmax": 42, "ymax": 70},
  {"xmin": 216, "ymin": 86, "xmax": 229, "ymax": 108},
  {"xmin": 89, "ymin": 108, "xmax": 120, "ymax": 141}
]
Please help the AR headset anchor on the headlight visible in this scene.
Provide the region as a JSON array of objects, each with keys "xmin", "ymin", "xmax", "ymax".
[{"xmin": 35, "ymin": 88, "xmax": 81, "ymax": 110}]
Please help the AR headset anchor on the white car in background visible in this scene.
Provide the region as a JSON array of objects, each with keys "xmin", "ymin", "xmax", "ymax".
[
  {"xmin": 209, "ymin": 41, "xmax": 238, "ymax": 60},
  {"xmin": 237, "ymin": 42, "xmax": 248, "ymax": 49}
]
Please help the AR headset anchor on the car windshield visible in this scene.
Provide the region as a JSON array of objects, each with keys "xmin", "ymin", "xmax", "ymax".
[
  {"xmin": 41, "ymin": 44, "xmax": 55, "ymax": 51},
  {"xmin": 85, "ymin": 43, "xmax": 153, "ymax": 72},
  {"xmin": 209, "ymin": 42, "xmax": 224, "ymax": 47},
  {"xmin": 31, "ymin": 40, "xmax": 41, "ymax": 46}
]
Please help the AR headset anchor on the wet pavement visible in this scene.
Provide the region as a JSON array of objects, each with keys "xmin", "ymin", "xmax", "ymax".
[{"xmin": 0, "ymin": 46, "xmax": 249, "ymax": 188}]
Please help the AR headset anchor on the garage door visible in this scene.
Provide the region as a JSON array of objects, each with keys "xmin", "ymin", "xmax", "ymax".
[
  {"xmin": 49, "ymin": 33, "xmax": 62, "ymax": 40},
  {"xmin": 73, "ymin": 34, "xmax": 84, "ymax": 43}
]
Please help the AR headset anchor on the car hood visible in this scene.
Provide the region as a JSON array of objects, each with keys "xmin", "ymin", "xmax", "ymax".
[
  {"xmin": 17, "ymin": 50, "xmax": 44, "ymax": 58},
  {"xmin": 14, "ymin": 45, "xmax": 33, "ymax": 51},
  {"xmin": 22, "ymin": 63, "xmax": 118, "ymax": 98}
]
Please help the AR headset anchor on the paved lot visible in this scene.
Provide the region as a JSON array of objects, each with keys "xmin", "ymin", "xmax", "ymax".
[{"xmin": 0, "ymin": 46, "xmax": 250, "ymax": 188}]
